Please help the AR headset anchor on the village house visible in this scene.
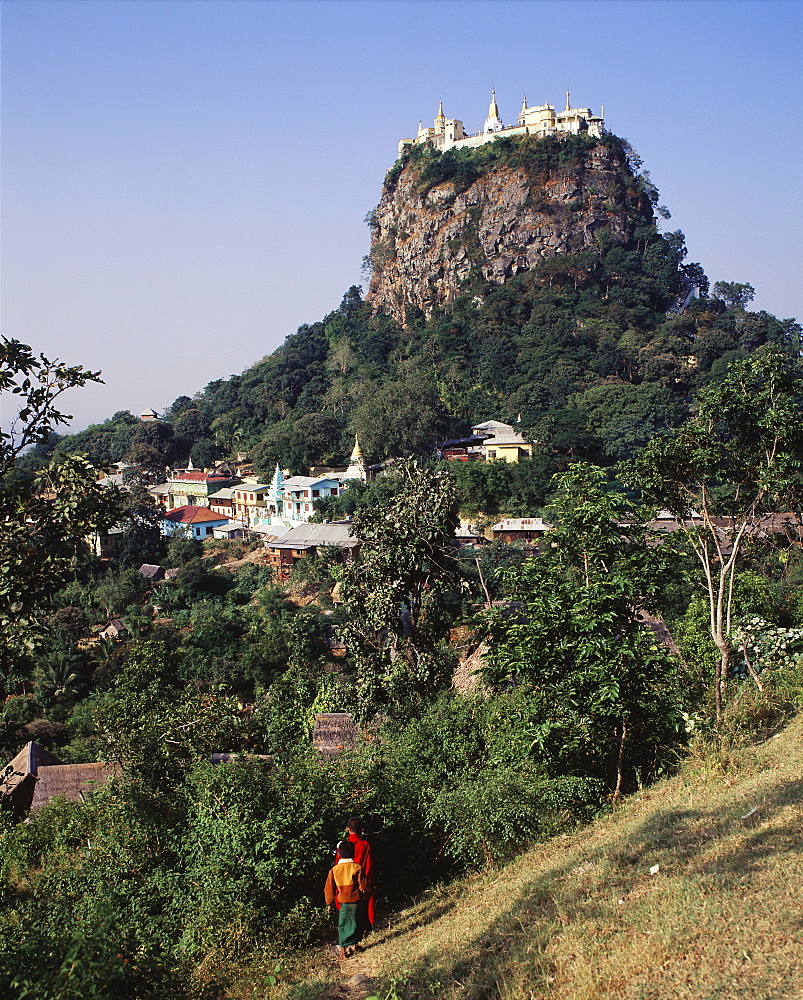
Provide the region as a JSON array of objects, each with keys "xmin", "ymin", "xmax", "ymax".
[
  {"xmin": 87, "ymin": 524, "xmax": 125, "ymax": 559},
  {"xmin": 0, "ymin": 742, "xmax": 120, "ymax": 820},
  {"xmin": 437, "ymin": 420, "xmax": 533, "ymax": 463},
  {"xmin": 282, "ymin": 475, "xmax": 346, "ymax": 522},
  {"xmin": 138, "ymin": 563, "xmax": 164, "ymax": 583},
  {"xmin": 473, "ymin": 420, "xmax": 533, "ymax": 463},
  {"xmin": 162, "ymin": 505, "xmax": 230, "ymax": 539},
  {"xmin": 148, "ymin": 483, "xmax": 171, "ymax": 507},
  {"xmin": 436, "ymin": 433, "xmax": 488, "ymax": 462},
  {"xmin": 208, "ymin": 486, "xmax": 236, "ymax": 519},
  {"xmin": 455, "ymin": 519, "xmax": 487, "ymax": 546},
  {"xmin": 164, "ymin": 468, "xmax": 238, "ymax": 509},
  {"xmin": 99, "ymin": 618, "xmax": 128, "ymax": 639},
  {"xmin": 492, "ymin": 517, "xmax": 552, "ymax": 544},
  {"xmin": 232, "ymin": 482, "xmax": 277, "ymax": 526},
  {"xmin": 263, "ymin": 521, "xmax": 360, "ymax": 580},
  {"xmin": 312, "ymin": 713, "xmax": 358, "ymax": 756},
  {"xmin": 211, "ymin": 521, "xmax": 249, "ymax": 540}
]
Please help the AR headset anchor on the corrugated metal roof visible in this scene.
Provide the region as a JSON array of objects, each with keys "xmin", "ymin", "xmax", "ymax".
[
  {"xmin": 232, "ymin": 483, "xmax": 272, "ymax": 494},
  {"xmin": 284, "ymin": 475, "xmax": 345, "ymax": 490},
  {"xmin": 492, "ymin": 518, "xmax": 552, "ymax": 531},
  {"xmin": 485, "ymin": 431, "xmax": 529, "ymax": 445},
  {"xmin": 268, "ymin": 522, "xmax": 358, "ymax": 548}
]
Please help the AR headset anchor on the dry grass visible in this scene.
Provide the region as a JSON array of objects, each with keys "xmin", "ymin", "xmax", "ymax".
[{"xmin": 274, "ymin": 715, "xmax": 803, "ymax": 1000}]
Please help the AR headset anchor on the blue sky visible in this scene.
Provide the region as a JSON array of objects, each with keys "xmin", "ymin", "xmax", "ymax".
[{"xmin": 2, "ymin": 0, "xmax": 801, "ymax": 431}]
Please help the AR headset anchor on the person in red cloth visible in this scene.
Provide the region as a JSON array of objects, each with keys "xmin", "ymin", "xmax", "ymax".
[{"xmin": 335, "ymin": 816, "xmax": 375, "ymax": 936}]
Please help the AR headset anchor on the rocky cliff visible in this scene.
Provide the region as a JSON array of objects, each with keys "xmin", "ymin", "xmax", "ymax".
[{"xmin": 366, "ymin": 134, "xmax": 654, "ymax": 325}]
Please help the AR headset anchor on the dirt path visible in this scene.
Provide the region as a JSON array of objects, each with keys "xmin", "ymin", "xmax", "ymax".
[
  {"xmin": 321, "ymin": 948, "xmax": 381, "ymax": 1000},
  {"xmin": 318, "ymin": 930, "xmax": 382, "ymax": 1000}
]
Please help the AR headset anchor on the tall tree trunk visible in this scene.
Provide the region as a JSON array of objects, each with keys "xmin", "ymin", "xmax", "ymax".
[{"xmin": 613, "ymin": 719, "xmax": 628, "ymax": 804}]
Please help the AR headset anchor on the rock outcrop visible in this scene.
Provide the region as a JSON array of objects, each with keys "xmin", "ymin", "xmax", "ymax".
[{"xmin": 366, "ymin": 135, "xmax": 653, "ymax": 325}]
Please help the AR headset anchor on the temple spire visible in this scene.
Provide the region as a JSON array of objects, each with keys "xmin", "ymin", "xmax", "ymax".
[
  {"xmin": 484, "ymin": 87, "xmax": 502, "ymax": 133},
  {"xmin": 487, "ymin": 87, "xmax": 499, "ymax": 119},
  {"xmin": 345, "ymin": 435, "xmax": 367, "ymax": 482},
  {"xmin": 565, "ymin": 88, "xmax": 571, "ymax": 112}
]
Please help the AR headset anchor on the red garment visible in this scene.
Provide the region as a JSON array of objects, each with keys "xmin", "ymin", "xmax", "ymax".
[{"xmin": 336, "ymin": 832, "xmax": 375, "ymax": 926}]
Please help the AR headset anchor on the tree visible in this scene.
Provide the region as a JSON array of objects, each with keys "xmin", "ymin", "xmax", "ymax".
[
  {"xmin": 125, "ymin": 420, "xmax": 176, "ymax": 473},
  {"xmin": 350, "ymin": 371, "xmax": 448, "ymax": 460},
  {"xmin": 337, "ymin": 459, "xmax": 461, "ymax": 718},
  {"xmin": 210, "ymin": 410, "xmax": 243, "ymax": 455},
  {"xmin": 34, "ymin": 650, "xmax": 89, "ymax": 706},
  {"xmin": 481, "ymin": 464, "xmax": 680, "ymax": 796},
  {"xmin": 0, "ymin": 339, "xmax": 124, "ymax": 679},
  {"xmin": 712, "ymin": 281, "xmax": 755, "ymax": 310},
  {"xmin": 189, "ymin": 438, "xmax": 221, "ymax": 470},
  {"xmin": 621, "ymin": 346, "xmax": 803, "ymax": 722},
  {"xmin": 173, "ymin": 407, "xmax": 211, "ymax": 441},
  {"xmin": 115, "ymin": 487, "xmax": 166, "ymax": 567},
  {"xmin": 94, "ymin": 568, "xmax": 149, "ymax": 620}
]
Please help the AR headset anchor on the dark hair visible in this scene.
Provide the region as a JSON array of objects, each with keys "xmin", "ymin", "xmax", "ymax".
[
  {"xmin": 346, "ymin": 816, "xmax": 363, "ymax": 834},
  {"xmin": 338, "ymin": 839, "xmax": 355, "ymax": 859}
]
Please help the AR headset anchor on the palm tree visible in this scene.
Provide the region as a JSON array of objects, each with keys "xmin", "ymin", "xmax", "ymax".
[{"xmin": 35, "ymin": 651, "xmax": 88, "ymax": 704}]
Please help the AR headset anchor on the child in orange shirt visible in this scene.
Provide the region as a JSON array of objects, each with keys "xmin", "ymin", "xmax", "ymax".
[{"xmin": 324, "ymin": 839, "xmax": 367, "ymax": 958}]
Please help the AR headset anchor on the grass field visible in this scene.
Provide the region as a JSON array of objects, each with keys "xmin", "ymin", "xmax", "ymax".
[{"xmin": 260, "ymin": 715, "xmax": 803, "ymax": 1000}]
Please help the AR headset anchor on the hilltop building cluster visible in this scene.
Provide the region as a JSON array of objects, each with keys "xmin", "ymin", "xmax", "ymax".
[
  {"xmin": 399, "ymin": 88, "xmax": 604, "ymax": 156},
  {"xmin": 90, "ymin": 418, "xmax": 538, "ymax": 578},
  {"xmin": 150, "ymin": 436, "xmax": 369, "ymax": 538}
]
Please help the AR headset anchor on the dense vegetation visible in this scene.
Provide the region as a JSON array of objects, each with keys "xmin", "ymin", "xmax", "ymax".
[{"xmin": 2, "ymin": 133, "xmax": 803, "ymax": 999}]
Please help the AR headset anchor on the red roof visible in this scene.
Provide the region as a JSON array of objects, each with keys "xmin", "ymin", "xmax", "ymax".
[
  {"xmin": 164, "ymin": 506, "xmax": 229, "ymax": 525},
  {"xmin": 171, "ymin": 472, "xmax": 232, "ymax": 483}
]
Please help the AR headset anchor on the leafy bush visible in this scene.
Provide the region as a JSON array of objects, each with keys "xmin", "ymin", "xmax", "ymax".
[{"xmin": 429, "ymin": 765, "xmax": 603, "ymax": 866}]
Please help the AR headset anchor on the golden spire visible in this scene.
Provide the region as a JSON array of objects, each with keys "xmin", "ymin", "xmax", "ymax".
[
  {"xmin": 487, "ymin": 86, "xmax": 500, "ymax": 120},
  {"xmin": 435, "ymin": 99, "xmax": 445, "ymax": 124}
]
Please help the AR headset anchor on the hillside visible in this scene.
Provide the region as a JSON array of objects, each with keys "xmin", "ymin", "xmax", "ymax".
[
  {"xmin": 27, "ymin": 131, "xmax": 800, "ymax": 487},
  {"xmin": 280, "ymin": 716, "xmax": 803, "ymax": 1000}
]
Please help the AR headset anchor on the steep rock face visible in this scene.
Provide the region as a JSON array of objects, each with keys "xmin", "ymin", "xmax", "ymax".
[{"xmin": 366, "ymin": 137, "xmax": 652, "ymax": 325}]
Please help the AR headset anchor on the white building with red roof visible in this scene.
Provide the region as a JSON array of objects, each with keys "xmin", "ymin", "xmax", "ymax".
[{"xmin": 162, "ymin": 505, "xmax": 231, "ymax": 539}]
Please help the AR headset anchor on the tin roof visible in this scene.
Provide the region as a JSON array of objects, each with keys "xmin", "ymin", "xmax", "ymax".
[
  {"xmin": 267, "ymin": 521, "xmax": 358, "ymax": 548},
  {"xmin": 284, "ymin": 475, "xmax": 345, "ymax": 491},
  {"xmin": 492, "ymin": 518, "xmax": 552, "ymax": 532}
]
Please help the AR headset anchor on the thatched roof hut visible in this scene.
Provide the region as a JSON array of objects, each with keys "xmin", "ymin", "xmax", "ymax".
[
  {"xmin": 0, "ymin": 740, "xmax": 120, "ymax": 818},
  {"xmin": 0, "ymin": 741, "xmax": 63, "ymax": 817},
  {"xmin": 313, "ymin": 713, "xmax": 358, "ymax": 756},
  {"xmin": 29, "ymin": 762, "xmax": 120, "ymax": 813}
]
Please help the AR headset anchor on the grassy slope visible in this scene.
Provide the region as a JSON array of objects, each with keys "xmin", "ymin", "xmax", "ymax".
[{"xmin": 274, "ymin": 715, "xmax": 803, "ymax": 1000}]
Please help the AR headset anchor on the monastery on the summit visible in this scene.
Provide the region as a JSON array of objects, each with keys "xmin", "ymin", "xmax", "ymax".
[{"xmin": 399, "ymin": 89, "xmax": 604, "ymax": 155}]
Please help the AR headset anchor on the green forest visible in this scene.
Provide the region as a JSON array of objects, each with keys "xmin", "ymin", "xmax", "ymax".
[{"xmin": 2, "ymin": 131, "xmax": 803, "ymax": 1000}]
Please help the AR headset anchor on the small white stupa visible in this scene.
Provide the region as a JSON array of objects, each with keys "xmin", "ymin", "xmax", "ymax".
[{"xmin": 343, "ymin": 436, "xmax": 368, "ymax": 482}]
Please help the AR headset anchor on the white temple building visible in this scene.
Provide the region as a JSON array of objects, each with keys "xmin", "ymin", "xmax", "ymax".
[{"xmin": 399, "ymin": 88, "xmax": 604, "ymax": 155}]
